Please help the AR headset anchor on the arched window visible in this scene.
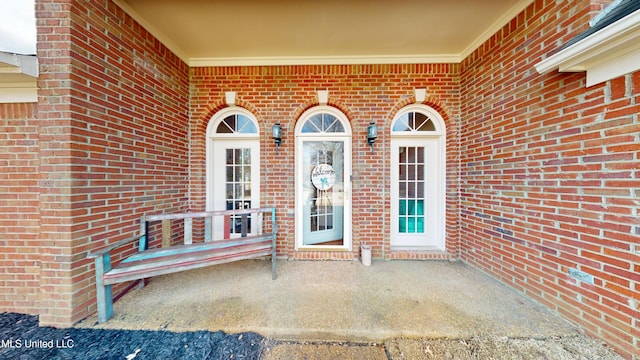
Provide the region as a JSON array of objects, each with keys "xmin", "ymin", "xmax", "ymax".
[
  {"xmin": 392, "ymin": 112, "xmax": 437, "ymax": 132},
  {"xmin": 300, "ymin": 113, "xmax": 346, "ymax": 133},
  {"xmin": 214, "ymin": 113, "xmax": 258, "ymax": 135}
]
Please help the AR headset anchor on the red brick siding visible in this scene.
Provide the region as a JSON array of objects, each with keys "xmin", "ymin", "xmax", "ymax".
[
  {"xmin": 36, "ymin": 0, "xmax": 189, "ymax": 326},
  {"xmin": 460, "ymin": 0, "xmax": 640, "ymax": 358},
  {"xmin": 0, "ymin": 102, "xmax": 40, "ymax": 315},
  {"xmin": 189, "ymin": 64, "xmax": 461, "ymax": 260}
]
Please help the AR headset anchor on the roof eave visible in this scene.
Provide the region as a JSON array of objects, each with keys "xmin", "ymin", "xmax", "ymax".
[{"xmin": 535, "ymin": 9, "xmax": 640, "ymax": 86}]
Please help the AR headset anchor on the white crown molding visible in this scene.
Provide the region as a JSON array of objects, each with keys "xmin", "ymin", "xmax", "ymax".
[
  {"xmin": 461, "ymin": 0, "xmax": 534, "ymax": 60},
  {"xmin": 535, "ymin": 9, "xmax": 640, "ymax": 86},
  {"xmin": 189, "ymin": 54, "xmax": 460, "ymax": 67}
]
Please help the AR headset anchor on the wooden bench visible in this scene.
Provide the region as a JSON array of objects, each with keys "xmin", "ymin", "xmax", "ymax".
[{"xmin": 87, "ymin": 207, "xmax": 277, "ymax": 323}]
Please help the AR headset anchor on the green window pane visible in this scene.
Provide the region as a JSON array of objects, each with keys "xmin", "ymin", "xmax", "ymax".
[
  {"xmin": 399, "ymin": 217, "xmax": 407, "ymax": 233},
  {"xmin": 407, "ymin": 217, "xmax": 416, "ymax": 233},
  {"xmin": 417, "ymin": 217, "xmax": 424, "ymax": 233}
]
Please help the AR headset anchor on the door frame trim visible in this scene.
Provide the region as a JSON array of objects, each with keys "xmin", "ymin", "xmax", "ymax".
[
  {"xmin": 205, "ymin": 107, "xmax": 261, "ymax": 223},
  {"xmin": 389, "ymin": 104, "xmax": 446, "ymax": 251},
  {"xmin": 294, "ymin": 106, "xmax": 352, "ymax": 251}
]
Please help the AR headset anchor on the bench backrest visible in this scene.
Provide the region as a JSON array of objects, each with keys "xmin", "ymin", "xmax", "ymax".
[{"xmin": 141, "ymin": 207, "xmax": 277, "ymax": 250}]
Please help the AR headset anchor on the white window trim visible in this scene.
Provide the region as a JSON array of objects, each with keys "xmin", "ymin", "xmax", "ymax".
[{"xmin": 295, "ymin": 106, "xmax": 352, "ymax": 251}]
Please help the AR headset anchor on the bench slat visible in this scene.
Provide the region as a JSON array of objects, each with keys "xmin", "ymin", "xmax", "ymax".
[
  {"xmin": 104, "ymin": 243, "xmax": 272, "ymax": 285},
  {"xmin": 121, "ymin": 234, "xmax": 273, "ymax": 264}
]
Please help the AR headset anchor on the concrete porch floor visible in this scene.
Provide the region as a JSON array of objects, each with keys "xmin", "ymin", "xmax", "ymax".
[{"xmin": 77, "ymin": 259, "xmax": 579, "ymax": 343}]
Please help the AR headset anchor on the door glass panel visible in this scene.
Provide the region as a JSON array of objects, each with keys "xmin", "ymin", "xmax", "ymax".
[
  {"xmin": 226, "ymin": 148, "xmax": 252, "ymax": 234},
  {"xmin": 302, "ymin": 141, "xmax": 344, "ymax": 245},
  {"xmin": 398, "ymin": 146, "xmax": 425, "ymax": 234}
]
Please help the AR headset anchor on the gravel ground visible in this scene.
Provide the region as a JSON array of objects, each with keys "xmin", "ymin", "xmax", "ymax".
[
  {"xmin": 0, "ymin": 313, "xmax": 265, "ymax": 360},
  {"xmin": 1, "ymin": 313, "xmax": 623, "ymax": 359}
]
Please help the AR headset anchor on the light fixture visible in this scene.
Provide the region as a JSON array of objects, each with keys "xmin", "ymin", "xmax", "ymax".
[
  {"xmin": 367, "ymin": 121, "xmax": 378, "ymax": 153},
  {"xmin": 272, "ymin": 122, "xmax": 282, "ymax": 153}
]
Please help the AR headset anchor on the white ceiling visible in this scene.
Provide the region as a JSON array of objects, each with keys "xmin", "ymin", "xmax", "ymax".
[{"xmin": 115, "ymin": 0, "xmax": 533, "ymax": 66}]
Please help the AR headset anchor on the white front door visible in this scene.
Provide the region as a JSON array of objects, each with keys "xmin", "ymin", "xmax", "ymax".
[
  {"xmin": 390, "ymin": 139, "xmax": 441, "ymax": 248},
  {"xmin": 301, "ymin": 139, "xmax": 345, "ymax": 245},
  {"xmin": 212, "ymin": 140, "xmax": 260, "ymax": 238}
]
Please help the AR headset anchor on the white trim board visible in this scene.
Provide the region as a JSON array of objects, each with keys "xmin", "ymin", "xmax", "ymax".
[{"xmin": 535, "ymin": 9, "xmax": 640, "ymax": 86}]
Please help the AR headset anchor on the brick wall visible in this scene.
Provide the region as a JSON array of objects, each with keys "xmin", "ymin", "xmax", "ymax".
[
  {"xmin": 189, "ymin": 64, "xmax": 461, "ymax": 260},
  {"xmin": 36, "ymin": 0, "xmax": 190, "ymax": 326},
  {"xmin": 0, "ymin": 102, "xmax": 40, "ymax": 315},
  {"xmin": 460, "ymin": 0, "xmax": 639, "ymax": 358}
]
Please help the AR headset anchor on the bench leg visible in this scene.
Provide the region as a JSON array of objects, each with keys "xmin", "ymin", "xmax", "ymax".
[
  {"xmin": 94, "ymin": 255, "xmax": 114, "ymax": 323},
  {"xmin": 138, "ymin": 278, "xmax": 147, "ymax": 289},
  {"xmin": 271, "ymin": 246, "xmax": 277, "ymax": 280}
]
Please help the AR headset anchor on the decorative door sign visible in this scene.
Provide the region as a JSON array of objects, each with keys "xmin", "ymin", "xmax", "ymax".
[{"xmin": 311, "ymin": 164, "xmax": 336, "ymax": 191}]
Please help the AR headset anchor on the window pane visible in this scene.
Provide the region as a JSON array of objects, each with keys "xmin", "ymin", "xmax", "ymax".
[
  {"xmin": 302, "ymin": 114, "xmax": 323, "ymax": 133},
  {"xmin": 324, "ymin": 114, "xmax": 345, "ymax": 132},
  {"xmin": 399, "ymin": 200, "xmax": 407, "ymax": 215},
  {"xmin": 418, "ymin": 119, "xmax": 436, "ymax": 131},
  {"xmin": 216, "ymin": 116, "xmax": 235, "ymax": 133},
  {"xmin": 399, "ymin": 164, "xmax": 407, "ymax": 180},
  {"xmin": 417, "ymin": 217, "xmax": 424, "ymax": 233},
  {"xmin": 399, "ymin": 182, "xmax": 406, "ymax": 197},
  {"xmin": 393, "ymin": 114, "xmax": 410, "ymax": 131},
  {"xmin": 237, "ymin": 115, "xmax": 257, "ymax": 133}
]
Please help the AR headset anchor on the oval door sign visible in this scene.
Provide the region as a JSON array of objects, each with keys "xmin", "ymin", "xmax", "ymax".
[{"xmin": 311, "ymin": 164, "xmax": 336, "ymax": 191}]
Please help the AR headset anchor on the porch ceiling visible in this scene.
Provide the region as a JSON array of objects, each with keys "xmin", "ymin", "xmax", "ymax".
[{"xmin": 114, "ymin": 0, "xmax": 533, "ymax": 66}]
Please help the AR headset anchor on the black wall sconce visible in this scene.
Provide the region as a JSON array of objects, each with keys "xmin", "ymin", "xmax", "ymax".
[
  {"xmin": 367, "ymin": 121, "xmax": 378, "ymax": 153},
  {"xmin": 272, "ymin": 122, "xmax": 282, "ymax": 153}
]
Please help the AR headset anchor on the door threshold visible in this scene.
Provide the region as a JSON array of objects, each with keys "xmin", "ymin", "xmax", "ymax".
[{"xmin": 297, "ymin": 245, "xmax": 350, "ymax": 252}]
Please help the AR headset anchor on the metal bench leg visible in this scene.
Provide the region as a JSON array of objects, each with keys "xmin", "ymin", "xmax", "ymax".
[
  {"xmin": 94, "ymin": 255, "xmax": 113, "ymax": 323},
  {"xmin": 271, "ymin": 235, "xmax": 277, "ymax": 280}
]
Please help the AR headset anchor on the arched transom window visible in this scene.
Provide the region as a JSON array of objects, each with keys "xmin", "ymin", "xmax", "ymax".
[
  {"xmin": 213, "ymin": 113, "xmax": 258, "ymax": 136},
  {"xmin": 391, "ymin": 106, "xmax": 443, "ymax": 135},
  {"xmin": 300, "ymin": 112, "xmax": 346, "ymax": 133},
  {"xmin": 392, "ymin": 112, "xmax": 436, "ymax": 132}
]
